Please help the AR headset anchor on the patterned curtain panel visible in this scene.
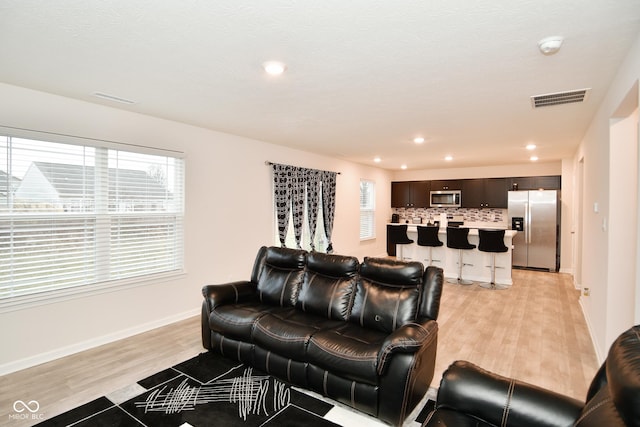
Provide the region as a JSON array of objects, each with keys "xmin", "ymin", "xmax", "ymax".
[
  {"xmin": 271, "ymin": 163, "xmax": 337, "ymax": 252},
  {"xmin": 321, "ymin": 171, "xmax": 337, "ymax": 253},
  {"xmin": 291, "ymin": 167, "xmax": 305, "ymax": 248},
  {"xmin": 306, "ymin": 169, "xmax": 322, "ymax": 251},
  {"xmin": 273, "ymin": 164, "xmax": 293, "ymax": 247}
]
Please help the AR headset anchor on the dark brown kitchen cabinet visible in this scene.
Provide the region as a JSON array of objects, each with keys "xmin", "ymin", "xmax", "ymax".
[
  {"xmin": 461, "ymin": 178, "xmax": 507, "ymax": 208},
  {"xmin": 461, "ymin": 179, "xmax": 483, "ymax": 208},
  {"xmin": 533, "ymin": 175, "xmax": 561, "ymax": 190},
  {"xmin": 430, "ymin": 180, "xmax": 462, "ymax": 191},
  {"xmin": 391, "ymin": 181, "xmax": 430, "ymax": 208},
  {"xmin": 391, "ymin": 182, "xmax": 411, "ymax": 208},
  {"xmin": 507, "ymin": 175, "xmax": 561, "ymax": 191},
  {"xmin": 506, "ymin": 176, "xmax": 532, "ymax": 191},
  {"xmin": 483, "ymin": 178, "xmax": 508, "ymax": 207}
]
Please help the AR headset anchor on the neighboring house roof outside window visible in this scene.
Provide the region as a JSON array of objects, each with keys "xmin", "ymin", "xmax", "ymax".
[
  {"xmin": 0, "ymin": 170, "xmax": 22, "ymax": 197},
  {"xmin": 12, "ymin": 161, "xmax": 169, "ymax": 212}
]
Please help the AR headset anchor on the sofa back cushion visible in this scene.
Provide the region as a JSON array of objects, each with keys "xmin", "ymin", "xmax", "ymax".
[
  {"xmin": 349, "ymin": 257, "xmax": 423, "ymax": 333},
  {"xmin": 257, "ymin": 247, "xmax": 306, "ymax": 307},
  {"xmin": 296, "ymin": 252, "xmax": 358, "ymax": 321}
]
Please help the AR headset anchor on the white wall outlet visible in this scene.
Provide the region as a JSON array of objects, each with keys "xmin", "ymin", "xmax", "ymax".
[{"xmin": 593, "ymin": 202, "xmax": 599, "ymax": 213}]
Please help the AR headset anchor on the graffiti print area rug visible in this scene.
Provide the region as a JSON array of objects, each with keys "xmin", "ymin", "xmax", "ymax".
[{"xmin": 35, "ymin": 352, "xmax": 434, "ymax": 427}]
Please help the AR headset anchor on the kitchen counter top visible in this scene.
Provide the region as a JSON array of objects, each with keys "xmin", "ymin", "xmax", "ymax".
[{"xmin": 388, "ymin": 223, "xmax": 516, "ymax": 237}]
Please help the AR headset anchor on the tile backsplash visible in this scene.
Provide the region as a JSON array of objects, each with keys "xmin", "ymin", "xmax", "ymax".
[{"xmin": 392, "ymin": 207, "xmax": 506, "ymax": 223}]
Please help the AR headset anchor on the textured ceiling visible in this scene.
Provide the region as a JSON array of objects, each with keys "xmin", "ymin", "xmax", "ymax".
[{"xmin": 1, "ymin": 1, "xmax": 640, "ymax": 170}]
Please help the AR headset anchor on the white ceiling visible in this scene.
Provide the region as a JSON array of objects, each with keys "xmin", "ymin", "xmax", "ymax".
[{"xmin": 1, "ymin": 1, "xmax": 640, "ymax": 170}]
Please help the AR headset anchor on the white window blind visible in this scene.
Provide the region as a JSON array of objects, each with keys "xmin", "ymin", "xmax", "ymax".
[
  {"xmin": 360, "ymin": 179, "xmax": 375, "ymax": 240},
  {"xmin": 0, "ymin": 133, "xmax": 184, "ymax": 309}
]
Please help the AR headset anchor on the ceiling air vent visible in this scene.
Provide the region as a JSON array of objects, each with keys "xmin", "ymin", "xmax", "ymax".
[
  {"xmin": 531, "ymin": 88, "xmax": 591, "ymax": 108},
  {"xmin": 92, "ymin": 92, "xmax": 137, "ymax": 105}
]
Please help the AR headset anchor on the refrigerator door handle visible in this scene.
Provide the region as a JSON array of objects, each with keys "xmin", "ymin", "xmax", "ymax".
[{"xmin": 525, "ymin": 201, "xmax": 531, "ymax": 244}]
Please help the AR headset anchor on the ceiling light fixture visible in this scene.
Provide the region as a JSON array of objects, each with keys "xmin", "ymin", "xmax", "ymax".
[
  {"xmin": 444, "ymin": 155, "xmax": 453, "ymax": 161},
  {"xmin": 400, "ymin": 164, "xmax": 407, "ymax": 170},
  {"xmin": 413, "ymin": 137, "xmax": 425, "ymax": 144},
  {"xmin": 526, "ymin": 144, "xmax": 536, "ymax": 150},
  {"xmin": 538, "ymin": 36, "xmax": 564, "ymax": 55},
  {"xmin": 263, "ymin": 61, "xmax": 287, "ymax": 76},
  {"xmin": 374, "ymin": 156, "xmax": 381, "ymax": 163},
  {"xmin": 530, "ymin": 156, "xmax": 539, "ymax": 161}
]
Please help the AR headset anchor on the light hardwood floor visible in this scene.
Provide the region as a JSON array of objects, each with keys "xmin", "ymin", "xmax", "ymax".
[
  {"xmin": 432, "ymin": 269, "xmax": 598, "ymax": 398},
  {"xmin": 0, "ymin": 269, "xmax": 599, "ymax": 426}
]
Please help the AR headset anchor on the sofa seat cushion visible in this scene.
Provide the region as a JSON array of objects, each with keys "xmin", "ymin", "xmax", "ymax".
[
  {"xmin": 209, "ymin": 301, "xmax": 286, "ymax": 341},
  {"xmin": 306, "ymin": 323, "xmax": 387, "ymax": 385},
  {"xmin": 252, "ymin": 308, "xmax": 343, "ymax": 360}
]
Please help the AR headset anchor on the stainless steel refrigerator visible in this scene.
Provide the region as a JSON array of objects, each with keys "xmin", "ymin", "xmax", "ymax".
[{"xmin": 508, "ymin": 190, "xmax": 559, "ymax": 271}]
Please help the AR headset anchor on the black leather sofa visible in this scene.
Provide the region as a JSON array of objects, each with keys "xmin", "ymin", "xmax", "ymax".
[
  {"xmin": 424, "ymin": 324, "xmax": 640, "ymax": 427},
  {"xmin": 201, "ymin": 246, "xmax": 444, "ymax": 426}
]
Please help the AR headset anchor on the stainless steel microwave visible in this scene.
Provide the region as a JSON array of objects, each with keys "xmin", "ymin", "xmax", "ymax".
[{"xmin": 430, "ymin": 190, "xmax": 461, "ymax": 207}]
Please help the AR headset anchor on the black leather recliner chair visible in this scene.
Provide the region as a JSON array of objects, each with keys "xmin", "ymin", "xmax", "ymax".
[{"xmin": 424, "ymin": 324, "xmax": 640, "ymax": 426}]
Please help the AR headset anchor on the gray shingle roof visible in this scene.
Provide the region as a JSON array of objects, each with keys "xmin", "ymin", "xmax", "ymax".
[{"xmin": 32, "ymin": 161, "xmax": 167, "ymax": 200}]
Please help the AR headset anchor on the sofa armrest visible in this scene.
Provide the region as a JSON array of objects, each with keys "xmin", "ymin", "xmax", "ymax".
[
  {"xmin": 435, "ymin": 361, "xmax": 583, "ymax": 427},
  {"xmin": 201, "ymin": 281, "xmax": 256, "ymax": 350},
  {"xmin": 377, "ymin": 319, "xmax": 437, "ymax": 375},
  {"xmin": 201, "ymin": 281, "xmax": 257, "ymax": 312}
]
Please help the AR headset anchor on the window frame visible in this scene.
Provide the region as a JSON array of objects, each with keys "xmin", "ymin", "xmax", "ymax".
[
  {"xmin": 0, "ymin": 126, "xmax": 185, "ymax": 312},
  {"xmin": 359, "ymin": 179, "xmax": 376, "ymax": 241}
]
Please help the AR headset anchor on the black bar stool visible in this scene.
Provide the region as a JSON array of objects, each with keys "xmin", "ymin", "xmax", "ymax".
[
  {"xmin": 478, "ymin": 229, "xmax": 509, "ymax": 290},
  {"xmin": 387, "ymin": 224, "xmax": 414, "ymax": 261},
  {"xmin": 446, "ymin": 227, "xmax": 476, "ymax": 285},
  {"xmin": 417, "ymin": 225, "xmax": 443, "ymax": 266}
]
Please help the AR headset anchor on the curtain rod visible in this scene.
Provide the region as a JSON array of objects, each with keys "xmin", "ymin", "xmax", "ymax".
[{"xmin": 265, "ymin": 161, "xmax": 341, "ymax": 175}]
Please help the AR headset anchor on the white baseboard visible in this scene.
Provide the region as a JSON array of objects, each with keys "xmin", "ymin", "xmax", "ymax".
[
  {"xmin": 559, "ymin": 267, "xmax": 573, "ymax": 275},
  {"xmin": 0, "ymin": 308, "xmax": 200, "ymax": 376},
  {"xmin": 579, "ymin": 298, "xmax": 605, "ymax": 365}
]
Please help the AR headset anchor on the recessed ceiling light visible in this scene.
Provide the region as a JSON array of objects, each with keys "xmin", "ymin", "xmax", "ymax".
[
  {"xmin": 444, "ymin": 155, "xmax": 453, "ymax": 161},
  {"xmin": 400, "ymin": 164, "xmax": 407, "ymax": 170},
  {"xmin": 526, "ymin": 144, "xmax": 537, "ymax": 150},
  {"xmin": 263, "ymin": 61, "xmax": 287, "ymax": 75},
  {"xmin": 530, "ymin": 156, "xmax": 539, "ymax": 161},
  {"xmin": 373, "ymin": 156, "xmax": 381, "ymax": 163},
  {"xmin": 413, "ymin": 137, "xmax": 425, "ymax": 144}
]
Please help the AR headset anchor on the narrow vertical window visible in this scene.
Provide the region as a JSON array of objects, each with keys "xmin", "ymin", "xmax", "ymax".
[{"xmin": 360, "ymin": 179, "xmax": 375, "ymax": 240}]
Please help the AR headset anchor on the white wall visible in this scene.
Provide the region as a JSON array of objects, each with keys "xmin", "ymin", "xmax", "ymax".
[
  {"xmin": 607, "ymin": 108, "xmax": 638, "ymax": 343},
  {"xmin": 574, "ymin": 30, "xmax": 640, "ymax": 360},
  {"xmin": 0, "ymin": 83, "xmax": 392, "ymax": 374}
]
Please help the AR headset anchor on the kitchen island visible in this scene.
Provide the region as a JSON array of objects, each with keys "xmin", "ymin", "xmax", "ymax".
[{"xmin": 389, "ymin": 224, "xmax": 517, "ymax": 286}]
